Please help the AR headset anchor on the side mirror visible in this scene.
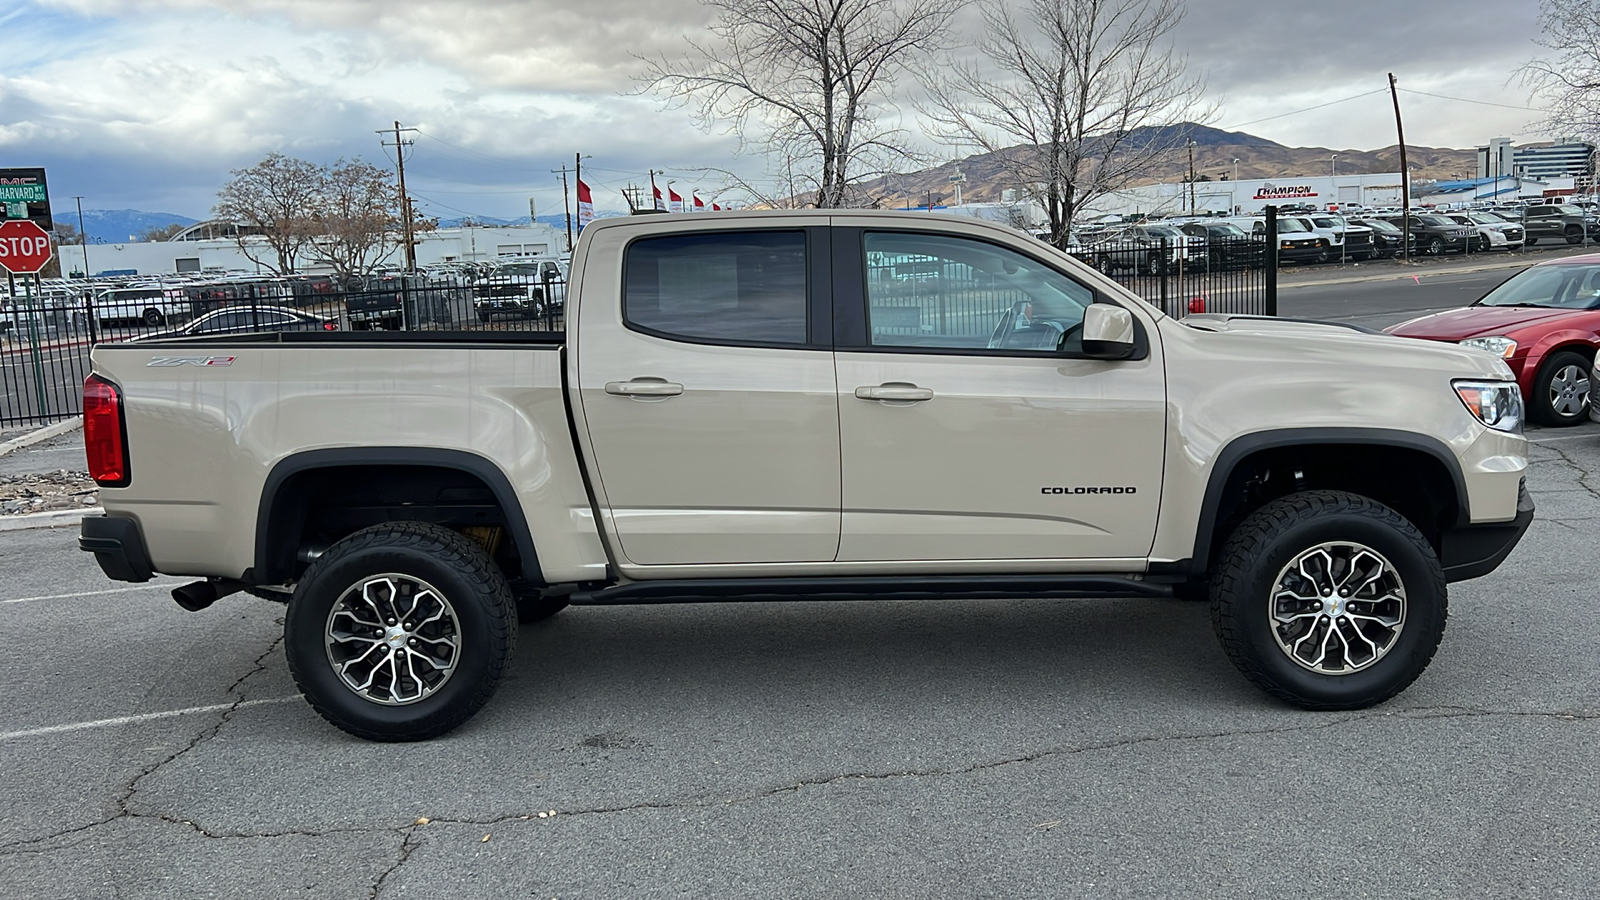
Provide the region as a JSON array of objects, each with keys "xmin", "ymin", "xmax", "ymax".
[{"xmin": 1081, "ymin": 304, "xmax": 1136, "ymax": 360}]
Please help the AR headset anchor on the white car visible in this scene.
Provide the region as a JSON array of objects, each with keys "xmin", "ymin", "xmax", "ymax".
[
  {"xmin": 1445, "ymin": 212, "xmax": 1524, "ymax": 251},
  {"xmin": 1221, "ymin": 216, "xmax": 1328, "ymax": 264},
  {"xmin": 1304, "ymin": 215, "xmax": 1376, "ymax": 262},
  {"xmin": 93, "ymin": 285, "xmax": 193, "ymax": 327}
]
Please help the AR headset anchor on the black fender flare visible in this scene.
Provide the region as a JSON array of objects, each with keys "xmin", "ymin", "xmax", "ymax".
[
  {"xmin": 253, "ymin": 447, "xmax": 543, "ymax": 585},
  {"xmin": 1186, "ymin": 428, "xmax": 1470, "ymax": 575}
]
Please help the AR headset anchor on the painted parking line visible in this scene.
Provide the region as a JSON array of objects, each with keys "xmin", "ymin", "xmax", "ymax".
[
  {"xmin": 2, "ymin": 582, "xmax": 180, "ymax": 605},
  {"xmin": 0, "ymin": 696, "xmax": 301, "ymax": 742}
]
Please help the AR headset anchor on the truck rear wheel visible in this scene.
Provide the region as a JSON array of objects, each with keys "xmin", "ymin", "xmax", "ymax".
[
  {"xmin": 284, "ymin": 521, "xmax": 516, "ymax": 741},
  {"xmin": 1210, "ymin": 491, "xmax": 1446, "ymax": 710}
]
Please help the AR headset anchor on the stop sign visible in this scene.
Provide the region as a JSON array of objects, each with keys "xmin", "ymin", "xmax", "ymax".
[{"xmin": 0, "ymin": 220, "xmax": 54, "ymax": 274}]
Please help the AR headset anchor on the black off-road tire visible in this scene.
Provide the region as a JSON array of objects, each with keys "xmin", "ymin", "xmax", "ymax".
[
  {"xmin": 142, "ymin": 308, "xmax": 165, "ymax": 326},
  {"xmin": 516, "ymin": 593, "xmax": 571, "ymax": 623},
  {"xmin": 285, "ymin": 521, "xmax": 516, "ymax": 741},
  {"xmin": 1566, "ymin": 226, "xmax": 1584, "ymax": 245},
  {"xmin": 1210, "ymin": 491, "xmax": 1447, "ymax": 711},
  {"xmin": 1529, "ymin": 350, "xmax": 1592, "ymax": 427}
]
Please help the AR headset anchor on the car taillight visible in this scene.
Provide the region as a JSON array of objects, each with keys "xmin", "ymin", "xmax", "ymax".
[
  {"xmin": 323, "ymin": 321, "xmax": 338, "ymax": 331},
  {"xmin": 83, "ymin": 374, "xmax": 130, "ymax": 487}
]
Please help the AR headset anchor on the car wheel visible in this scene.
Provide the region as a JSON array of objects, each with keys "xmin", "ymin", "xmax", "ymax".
[
  {"xmin": 1566, "ymin": 226, "xmax": 1584, "ymax": 245},
  {"xmin": 284, "ymin": 521, "xmax": 516, "ymax": 741},
  {"xmin": 71, "ymin": 311, "xmax": 88, "ymax": 332},
  {"xmin": 1530, "ymin": 350, "xmax": 1592, "ymax": 427},
  {"xmin": 477, "ymin": 307, "xmax": 492, "ymax": 323},
  {"xmin": 1143, "ymin": 253, "xmax": 1162, "ymax": 277},
  {"xmin": 1427, "ymin": 237, "xmax": 1445, "ymax": 256},
  {"xmin": 1526, "ymin": 236, "xmax": 1538, "ymax": 246},
  {"xmin": 1210, "ymin": 491, "xmax": 1446, "ymax": 710},
  {"xmin": 142, "ymin": 308, "xmax": 165, "ymax": 326},
  {"xmin": 1315, "ymin": 247, "xmax": 1331, "ymax": 264},
  {"xmin": 1476, "ymin": 235, "xmax": 1491, "ymax": 253},
  {"xmin": 516, "ymin": 593, "xmax": 570, "ymax": 623}
]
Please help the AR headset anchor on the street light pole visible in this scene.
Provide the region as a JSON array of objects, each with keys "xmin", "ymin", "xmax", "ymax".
[{"xmin": 73, "ymin": 196, "xmax": 89, "ymax": 278}]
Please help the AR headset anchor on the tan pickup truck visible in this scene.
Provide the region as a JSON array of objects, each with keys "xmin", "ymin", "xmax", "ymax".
[{"xmin": 77, "ymin": 210, "xmax": 1533, "ymax": 741}]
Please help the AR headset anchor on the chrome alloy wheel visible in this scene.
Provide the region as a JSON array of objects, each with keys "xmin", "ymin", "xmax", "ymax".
[
  {"xmin": 1269, "ymin": 542, "xmax": 1406, "ymax": 675},
  {"xmin": 1548, "ymin": 364, "xmax": 1591, "ymax": 418},
  {"xmin": 325, "ymin": 574, "xmax": 461, "ymax": 705}
]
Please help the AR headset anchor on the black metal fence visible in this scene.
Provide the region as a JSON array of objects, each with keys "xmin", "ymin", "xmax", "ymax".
[
  {"xmin": 0, "ymin": 272, "xmax": 567, "ymax": 428},
  {"xmin": 1071, "ymin": 235, "xmax": 1277, "ymax": 318}
]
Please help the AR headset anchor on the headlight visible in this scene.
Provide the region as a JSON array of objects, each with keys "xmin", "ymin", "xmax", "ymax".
[
  {"xmin": 1453, "ymin": 380, "xmax": 1524, "ymax": 434},
  {"xmin": 1459, "ymin": 336, "xmax": 1517, "ymax": 359}
]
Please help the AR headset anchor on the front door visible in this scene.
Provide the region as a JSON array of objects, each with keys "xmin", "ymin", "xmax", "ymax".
[
  {"xmin": 575, "ymin": 225, "xmax": 840, "ymax": 567},
  {"xmin": 831, "ymin": 224, "xmax": 1166, "ymax": 563}
]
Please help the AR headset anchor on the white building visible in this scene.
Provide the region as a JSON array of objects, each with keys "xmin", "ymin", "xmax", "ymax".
[
  {"xmin": 1081, "ymin": 173, "xmax": 1415, "ymax": 219},
  {"xmin": 62, "ymin": 222, "xmax": 568, "ymax": 278}
]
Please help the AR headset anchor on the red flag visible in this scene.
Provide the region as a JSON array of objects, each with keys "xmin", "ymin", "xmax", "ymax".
[
  {"xmin": 577, "ymin": 178, "xmax": 594, "ymax": 230},
  {"xmin": 668, "ymin": 186, "xmax": 683, "ymax": 213},
  {"xmin": 693, "ymin": 193, "xmax": 705, "ymax": 212},
  {"xmin": 712, "ymin": 203, "xmax": 722, "ymax": 211},
  {"xmin": 653, "ymin": 185, "xmax": 665, "ymax": 211}
]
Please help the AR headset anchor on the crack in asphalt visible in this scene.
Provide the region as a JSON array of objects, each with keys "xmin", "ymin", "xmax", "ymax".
[
  {"xmin": 0, "ymin": 631, "xmax": 284, "ymax": 856},
  {"xmin": 1535, "ymin": 444, "xmax": 1600, "ymax": 503},
  {"xmin": 369, "ymin": 825, "xmax": 420, "ymax": 900}
]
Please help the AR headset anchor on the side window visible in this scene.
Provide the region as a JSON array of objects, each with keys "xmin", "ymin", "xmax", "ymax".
[
  {"xmin": 623, "ymin": 231, "xmax": 807, "ymax": 345},
  {"xmin": 862, "ymin": 231, "xmax": 1094, "ymax": 353}
]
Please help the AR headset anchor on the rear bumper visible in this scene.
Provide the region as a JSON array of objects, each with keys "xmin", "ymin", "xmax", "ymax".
[
  {"xmin": 1440, "ymin": 481, "xmax": 1534, "ymax": 582},
  {"xmin": 79, "ymin": 514, "xmax": 155, "ymax": 582}
]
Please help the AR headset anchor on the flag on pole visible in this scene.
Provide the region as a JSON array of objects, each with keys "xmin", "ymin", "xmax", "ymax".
[
  {"xmin": 668, "ymin": 186, "xmax": 683, "ymax": 213},
  {"xmin": 692, "ymin": 193, "xmax": 705, "ymax": 212},
  {"xmin": 712, "ymin": 203, "xmax": 722, "ymax": 211},
  {"xmin": 576, "ymin": 179, "xmax": 594, "ymax": 231},
  {"xmin": 653, "ymin": 185, "xmax": 666, "ymax": 211}
]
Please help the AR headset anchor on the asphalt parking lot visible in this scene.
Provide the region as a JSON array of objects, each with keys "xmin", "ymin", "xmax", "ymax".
[{"xmin": 1, "ymin": 322, "xmax": 1598, "ymax": 897}]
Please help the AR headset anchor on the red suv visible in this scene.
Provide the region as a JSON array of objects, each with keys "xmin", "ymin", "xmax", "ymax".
[{"xmin": 1386, "ymin": 254, "xmax": 1600, "ymax": 426}]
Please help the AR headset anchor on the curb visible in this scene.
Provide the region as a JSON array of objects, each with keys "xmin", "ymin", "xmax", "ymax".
[
  {"xmin": 0, "ymin": 418, "xmax": 81, "ymax": 459},
  {"xmin": 0, "ymin": 507, "xmax": 100, "ymax": 531}
]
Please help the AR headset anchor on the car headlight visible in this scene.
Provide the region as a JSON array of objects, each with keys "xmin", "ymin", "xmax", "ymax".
[
  {"xmin": 1458, "ymin": 336, "xmax": 1517, "ymax": 359},
  {"xmin": 1453, "ymin": 380, "xmax": 1524, "ymax": 434}
]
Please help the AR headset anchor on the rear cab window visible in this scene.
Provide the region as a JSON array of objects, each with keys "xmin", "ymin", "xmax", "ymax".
[{"xmin": 623, "ymin": 231, "xmax": 808, "ymax": 346}]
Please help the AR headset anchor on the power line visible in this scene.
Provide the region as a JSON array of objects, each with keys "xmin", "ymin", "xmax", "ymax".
[
  {"xmin": 1396, "ymin": 88, "xmax": 1543, "ymax": 112},
  {"xmin": 1218, "ymin": 89, "xmax": 1388, "ymax": 131}
]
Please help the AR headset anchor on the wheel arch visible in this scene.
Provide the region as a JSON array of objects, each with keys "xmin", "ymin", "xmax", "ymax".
[
  {"xmin": 254, "ymin": 448, "xmax": 543, "ymax": 587},
  {"xmin": 1188, "ymin": 429, "xmax": 1469, "ymax": 577}
]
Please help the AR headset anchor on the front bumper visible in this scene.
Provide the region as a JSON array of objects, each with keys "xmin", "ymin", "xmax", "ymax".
[
  {"xmin": 1440, "ymin": 480, "xmax": 1534, "ymax": 582},
  {"xmin": 79, "ymin": 514, "xmax": 155, "ymax": 582}
]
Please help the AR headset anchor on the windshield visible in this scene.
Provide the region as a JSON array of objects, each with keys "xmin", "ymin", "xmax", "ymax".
[
  {"xmin": 1207, "ymin": 223, "xmax": 1247, "ymax": 237},
  {"xmin": 494, "ymin": 264, "xmax": 542, "ymax": 277},
  {"xmin": 1478, "ymin": 263, "xmax": 1600, "ymax": 310},
  {"xmin": 1416, "ymin": 215, "xmax": 1455, "ymax": 227},
  {"xmin": 1359, "ymin": 219, "xmax": 1399, "ymax": 234},
  {"xmin": 1143, "ymin": 225, "xmax": 1182, "ymax": 238},
  {"xmin": 1277, "ymin": 217, "xmax": 1311, "ymax": 232}
]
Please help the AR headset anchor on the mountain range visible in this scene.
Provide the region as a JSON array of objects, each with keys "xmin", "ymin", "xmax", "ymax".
[{"xmin": 857, "ymin": 124, "xmax": 1477, "ymax": 207}]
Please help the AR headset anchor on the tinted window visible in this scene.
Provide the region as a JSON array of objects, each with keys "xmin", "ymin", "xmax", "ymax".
[
  {"xmin": 624, "ymin": 231, "xmax": 807, "ymax": 345},
  {"xmin": 863, "ymin": 232, "xmax": 1094, "ymax": 353}
]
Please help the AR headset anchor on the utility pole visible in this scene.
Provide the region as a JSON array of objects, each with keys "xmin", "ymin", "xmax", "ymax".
[
  {"xmin": 378, "ymin": 121, "xmax": 419, "ymax": 271},
  {"xmin": 73, "ymin": 196, "xmax": 89, "ymax": 278},
  {"xmin": 1187, "ymin": 139, "xmax": 1197, "ymax": 213},
  {"xmin": 552, "ymin": 162, "xmax": 575, "ymax": 251},
  {"xmin": 1388, "ymin": 73, "xmax": 1411, "ymax": 260}
]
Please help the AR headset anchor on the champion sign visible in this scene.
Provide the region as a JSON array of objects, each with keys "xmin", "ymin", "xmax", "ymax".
[{"xmin": 1253, "ymin": 183, "xmax": 1319, "ymax": 201}]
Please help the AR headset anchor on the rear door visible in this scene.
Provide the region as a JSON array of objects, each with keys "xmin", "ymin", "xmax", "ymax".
[{"xmin": 574, "ymin": 222, "xmax": 840, "ymax": 567}]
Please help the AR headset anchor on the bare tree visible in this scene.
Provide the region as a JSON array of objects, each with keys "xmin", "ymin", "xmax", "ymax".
[
  {"xmin": 52, "ymin": 222, "xmax": 83, "ymax": 246},
  {"xmin": 304, "ymin": 159, "xmax": 407, "ymax": 286},
  {"xmin": 921, "ymin": 0, "xmax": 1210, "ymax": 247},
  {"xmin": 214, "ymin": 153, "xmax": 321, "ymax": 274},
  {"xmin": 639, "ymin": 0, "xmax": 960, "ymax": 208},
  {"xmin": 1521, "ymin": 0, "xmax": 1600, "ymax": 143}
]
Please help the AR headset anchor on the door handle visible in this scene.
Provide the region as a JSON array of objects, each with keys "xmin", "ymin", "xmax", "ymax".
[
  {"xmin": 605, "ymin": 379, "xmax": 684, "ymax": 397},
  {"xmin": 854, "ymin": 383, "xmax": 934, "ymax": 402}
]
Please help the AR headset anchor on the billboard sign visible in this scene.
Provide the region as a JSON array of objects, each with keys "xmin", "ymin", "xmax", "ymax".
[{"xmin": 0, "ymin": 168, "xmax": 52, "ymax": 231}]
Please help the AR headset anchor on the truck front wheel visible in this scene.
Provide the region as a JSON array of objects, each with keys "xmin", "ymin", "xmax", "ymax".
[
  {"xmin": 1210, "ymin": 491, "xmax": 1446, "ymax": 710},
  {"xmin": 284, "ymin": 521, "xmax": 516, "ymax": 741}
]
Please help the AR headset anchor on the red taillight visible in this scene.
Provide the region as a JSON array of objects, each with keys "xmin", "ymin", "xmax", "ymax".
[
  {"xmin": 323, "ymin": 321, "xmax": 338, "ymax": 331},
  {"xmin": 83, "ymin": 374, "xmax": 129, "ymax": 487}
]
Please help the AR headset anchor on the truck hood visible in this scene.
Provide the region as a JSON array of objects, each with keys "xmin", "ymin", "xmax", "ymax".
[
  {"xmin": 1175, "ymin": 313, "xmax": 1513, "ymax": 379},
  {"xmin": 1384, "ymin": 305, "xmax": 1581, "ymax": 340}
]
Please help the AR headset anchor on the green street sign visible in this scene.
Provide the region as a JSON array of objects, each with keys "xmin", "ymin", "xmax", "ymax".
[{"xmin": 0, "ymin": 184, "xmax": 47, "ymax": 203}]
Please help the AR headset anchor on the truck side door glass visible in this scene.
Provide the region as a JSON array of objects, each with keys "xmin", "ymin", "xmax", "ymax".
[
  {"xmin": 623, "ymin": 231, "xmax": 807, "ymax": 346},
  {"xmin": 861, "ymin": 231, "xmax": 1092, "ymax": 353}
]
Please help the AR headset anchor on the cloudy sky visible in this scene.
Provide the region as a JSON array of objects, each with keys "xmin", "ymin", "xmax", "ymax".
[{"xmin": 0, "ymin": 0, "xmax": 1553, "ymax": 219}]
